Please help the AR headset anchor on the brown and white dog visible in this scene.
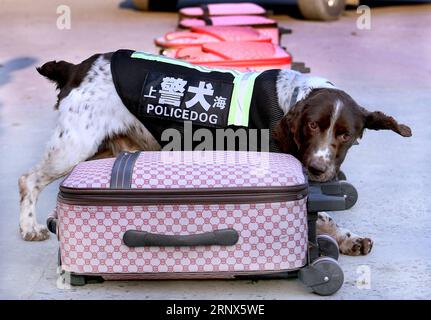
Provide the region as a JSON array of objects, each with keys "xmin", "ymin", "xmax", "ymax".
[{"xmin": 18, "ymin": 52, "xmax": 412, "ymax": 257}]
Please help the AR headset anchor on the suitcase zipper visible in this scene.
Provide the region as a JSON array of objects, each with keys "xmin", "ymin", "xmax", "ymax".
[{"xmin": 58, "ymin": 184, "xmax": 308, "ymax": 206}]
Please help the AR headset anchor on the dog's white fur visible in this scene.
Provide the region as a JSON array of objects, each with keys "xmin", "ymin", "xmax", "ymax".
[
  {"xmin": 19, "ymin": 56, "xmax": 160, "ymax": 241},
  {"xmin": 276, "ymin": 69, "xmax": 335, "ymax": 114},
  {"xmin": 18, "ymin": 55, "xmax": 373, "ymax": 256},
  {"xmin": 314, "ymin": 99, "xmax": 343, "ymax": 161},
  {"xmin": 309, "ymin": 99, "xmax": 344, "ymax": 182}
]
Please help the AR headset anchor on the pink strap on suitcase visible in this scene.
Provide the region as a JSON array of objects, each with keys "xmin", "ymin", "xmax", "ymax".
[
  {"xmin": 164, "ymin": 41, "xmax": 291, "ymax": 71},
  {"xmin": 155, "ymin": 26, "xmax": 272, "ymax": 48},
  {"xmin": 179, "ymin": 15, "xmax": 277, "ymax": 29},
  {"xmin": 179, "ymin": 2, "xmax": 266, "ymax": 18}
]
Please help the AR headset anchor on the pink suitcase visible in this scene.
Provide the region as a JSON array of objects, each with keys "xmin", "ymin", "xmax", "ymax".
[
  {"xmin": 48, "ymin": 151, "xmax": 346, "ymax": 295},
  {"xmin": 162, "ymin": 41, "xmax": 292, "ymax": 72},
  {"xmin": 179, "ymin": 3, "xmax": 267, "ymax": 18},
  {"xmin": 179, "ymin": 15, "xmax": 281, "ymax": 44},
  {"xmin": 155, "ymin": 26, "xmax": 272, "ymax": 49},
  {"xmin": 179, "ymin": 15, "xmax": 276, "ymax": 29}
]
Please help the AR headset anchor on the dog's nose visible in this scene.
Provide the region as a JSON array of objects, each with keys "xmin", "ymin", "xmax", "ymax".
[{"xmin": 308, "ymin": 159, "xmax": 327, "ymax": 176}]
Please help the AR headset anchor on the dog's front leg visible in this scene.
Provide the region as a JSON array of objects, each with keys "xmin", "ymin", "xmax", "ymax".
[
  {"xmin": 18, "ymin": 126, "xmax": 104, "ymax": 241},
  {"xmin": 316, "ymin": 212, "xmax": 373, "ymax": 256},
  {"xmin": 19, "ymin": 162, "xmax": 57, "ymax": 241}
]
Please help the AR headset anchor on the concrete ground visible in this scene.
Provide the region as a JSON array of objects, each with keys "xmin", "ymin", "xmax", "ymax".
[{"xmin": 0, "ymin": 0, "xmax": 430, "ymax": 300}]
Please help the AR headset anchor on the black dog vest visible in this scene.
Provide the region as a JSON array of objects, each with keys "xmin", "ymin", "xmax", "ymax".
[{"xmin": 111, "ymin": 49, "xmax": 283, "ymax": 151}]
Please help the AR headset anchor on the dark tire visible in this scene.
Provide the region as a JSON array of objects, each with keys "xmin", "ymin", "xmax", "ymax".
[
  {"xmin": 337, "ymin": 170, "xmax": 347, "ymax": 181},
  {"xmin": 65, "ymin": 273, "xmax": 104, "ymax": 286},
  {"xmin": 69, "ymin": 274, "xmax": 87, "ymax": 286},
  {"xmin": 317, "ymin": 234, "xmax": 339, "ymax": 260},
  {"xmin": 132, "ymin": 0, "xmax": 149, "ymax": 11},
  {"xmin": 298, "ymin": 0, "xmax": 346, "ymax": 21},
  {"xmin": 310, "ymin": 257, "xmax": 344, "ymax": 296},
  {"xmin": 339, "ymin": 181, "xmax": 358, "ymax": 209}
]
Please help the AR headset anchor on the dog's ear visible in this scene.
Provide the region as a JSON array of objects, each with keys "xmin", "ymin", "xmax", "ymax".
[
  {"xmin": 36, "ymin": 60, "xmax": 74, "ymax": 90},
  {"xmin": 362, "ymin": 109, "xmax": 412, "ymax": 137},
  {"xmin": 273, "ymin": 104, "xmax": 304, "ymax": 154}
]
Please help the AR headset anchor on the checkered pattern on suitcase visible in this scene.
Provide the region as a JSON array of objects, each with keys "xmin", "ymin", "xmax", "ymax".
[
  {"xmin": 57, "ymin": 199, "xmax": 308, "ymax": 275},
  {"xmin": 62, "ymin": 151, "xmax": 306, "ymax": 190}
]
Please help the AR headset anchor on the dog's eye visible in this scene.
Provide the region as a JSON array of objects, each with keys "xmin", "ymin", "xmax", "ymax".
[
  {"xmin": 308, "ymin": 121, "xmax": 318, "ymax": 131},
  {"xmin": 340, "ymin": 133, "xmax": 351, "ymax": 142}
]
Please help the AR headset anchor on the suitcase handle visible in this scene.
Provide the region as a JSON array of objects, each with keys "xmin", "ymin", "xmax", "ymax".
[{"xmin": 123, "ymin": 228, "xmax": 239, "ymax": 247}]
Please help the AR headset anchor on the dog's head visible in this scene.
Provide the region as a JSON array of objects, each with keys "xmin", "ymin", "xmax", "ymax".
[{"xmin": 274, "ymin": 88, "xmax": 412, "ymax": 182}]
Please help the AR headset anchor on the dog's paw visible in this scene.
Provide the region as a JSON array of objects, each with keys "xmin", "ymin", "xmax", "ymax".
[
  {"xmin": 340, "ymin": 236, "xmax": 373, "ymax": 256},
  {"xmin": 20, "ymin": 224, "xmax": 50, "ymax": 241}
]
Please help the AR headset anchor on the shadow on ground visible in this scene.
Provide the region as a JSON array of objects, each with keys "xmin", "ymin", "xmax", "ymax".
[
  {"xmin": 0, "ymin": 57, "xmax": 37, "ymax": 87},
  {"xmin": 0, "ymin": 56, "xmax": 38, "ymax": 134}
]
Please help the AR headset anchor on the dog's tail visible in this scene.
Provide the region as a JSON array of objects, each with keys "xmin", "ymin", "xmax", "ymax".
[{"xmin": 36, "ymin": 60, "xmax": 75, "ymax": 90}]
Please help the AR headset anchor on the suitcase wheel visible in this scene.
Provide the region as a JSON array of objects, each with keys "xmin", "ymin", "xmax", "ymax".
[
  {"xmin": 69, "ymin": 274, "xmax": 87, "ymax": 286},
  {"xmin": 317, "ymin": 234, "xmax": 339, "ymax": 260},
  {"xmin": 337, "ymin": 170, "xmax": 347, "ymax": 181},
  {"xmin": 60, "ymin": 271, "xmax": 104, "ymax": 286},
  {"xmin": 310, "ymin": 257, "xmax": 344, "ymax": 296},
  {"xmin": 339, "ymin": 181, "xmax": 358, "ymax": 210}
]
